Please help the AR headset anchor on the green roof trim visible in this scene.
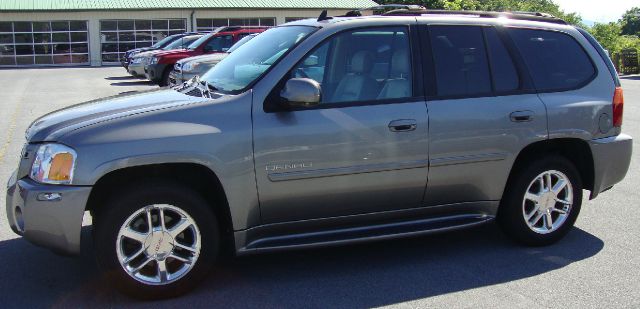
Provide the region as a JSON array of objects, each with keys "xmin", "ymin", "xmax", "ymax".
[{"xmin": 0, "ymin": 0, "xmax": 379, "ymax": 11}]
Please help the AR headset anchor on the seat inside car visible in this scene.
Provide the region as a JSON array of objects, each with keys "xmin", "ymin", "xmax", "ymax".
[
  {"xmin": 377, "ymin": 49, "xmax": 411, "ymax": 99},
  {"xmin": 330, "ymin": 50, "xmax": 379, "ymax": 103}
]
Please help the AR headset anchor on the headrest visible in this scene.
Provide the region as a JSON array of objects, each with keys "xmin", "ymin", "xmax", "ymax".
[
  {"xmin": 391, "ymin": 50, "xmax": 410, "ymax": 76},
  {"xmin": 351, "ymin": 50, "xmax": 374, "ymax": 74}
]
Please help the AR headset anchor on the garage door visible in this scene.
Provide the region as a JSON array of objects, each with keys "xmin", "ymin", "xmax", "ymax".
[
  {"xmin": 100, "ymin": 19, "xmax": 187, "ymax": 64},
  {"xmin": 0, "ymin": 21, "xmax": 89, "ymax": 67}
]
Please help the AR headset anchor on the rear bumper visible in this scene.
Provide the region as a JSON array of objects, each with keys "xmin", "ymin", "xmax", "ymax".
[
  {"xmin": 6, "ymin": 176, "xmax": 91, "ymax": 255},
  {"xmin": 589, "ymin": 133, "xmax": 633, "ymax": 199},
  {"xmin": 127, "ymin": 62, "xmax": 145, "ymax": 77}
]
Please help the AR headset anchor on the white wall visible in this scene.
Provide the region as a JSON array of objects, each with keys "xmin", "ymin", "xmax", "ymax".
[{"xmin": 0, "ymin": 9, "xmax": 348, "ymax": 66}]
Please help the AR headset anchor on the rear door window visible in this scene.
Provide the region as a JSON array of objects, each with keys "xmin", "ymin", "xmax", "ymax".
[
  {"xmin": 429, "ymin": 25, "xmax": 492, "ymax": 97},
  {"xmin": 508, "ymin": 28, "xmax": 595, "ymax": 91},
  {"xmin": 484, "ymin": 27, "xmax": 519, "ymax": 92}
]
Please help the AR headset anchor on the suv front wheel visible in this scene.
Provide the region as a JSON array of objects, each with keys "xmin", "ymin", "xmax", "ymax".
[
  {"xmin": 94, "ymin": 182, "xmax": 219, "ymax": 299},
  {"xmin": 498, "ymin": 155, "xmax": 583, "ymax": 246}
]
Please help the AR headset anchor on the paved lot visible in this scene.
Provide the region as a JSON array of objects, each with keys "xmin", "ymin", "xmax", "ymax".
[{"xmin": 0, "ymin": 67, "xmax": 639, "ymax": 308}]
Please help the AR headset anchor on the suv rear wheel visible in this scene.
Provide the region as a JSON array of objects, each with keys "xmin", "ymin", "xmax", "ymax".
[
  {"xmin": 94, "ymin": 181, "xmax": 219, "ymax": 299},
  {"xmin": 498, "ymin": 155, "xmax": 583, "ymax": 246}
]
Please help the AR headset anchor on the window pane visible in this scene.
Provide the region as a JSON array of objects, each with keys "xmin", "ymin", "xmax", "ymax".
[
  {"xmin": 53, "ymin": 54, "xmax": 73, "ymax": 64},
  {"xmin": 152, "ymin": 20, "xmax": 168, "ymax": 29},
  {"xmin": 15, "ymin": 45, "xmax": 34, "ymax": 55},
  {"xmin": 135, "ymin": 20, "xmax": 152, "ymax": 30},
  {"xmin": 118, "ymin": 20, "xmax": 134, "ymax": 31},
  {"xmin": 484, "ymin": 28, "xmax": 519, "ymax": 92},
  {"xmin": 34, "ymin": 44, "xmax": 53, "ymax": 54},
  {"xmin": 51, "ymin": 21, "xmax": 69, "ymax": 31},
  {"xmin": 33, "ymin": 22, "xmax": 50, "ymax": 32},
  {"xmin": 14, "ymin": 22, "xmax": 32, "ymax": 32},
  {"xmin": 293, "ymin": 27, "xmax": 412, "ymax": 103},
  {"xmin": 135, "ymin": 31, "xmax": 153, "ymax": 42},
  {"xmin": 0, "ymin": 56, "xmax": 16, "ymax": 65},
  {"xmin": 169, "ymin": 19, "xmax": 185, "ymax": 29},
  {"xmin": 136, "ymin": 41, "xmax": 152, "ymax": 48},
  {"xmin": 35, "ymin": 55, "xmax": 52, "ymax": 64},
  {"xmin": 14, "ymin": 33, "xmax": 33, "ymax": 44},
  {"xmin": 429, "ymin": 26, "xmax": 491, "ymax": 96},
  {"xmin": 204, "ymin": 35, "xmax": 233, "ymax": 52},
  {"xmin": 102, "ymin": 53, "xmax": 119, "ymax": 62},
  {"xmin": 16, "ymin": 56, "xmax": 34, "ymax": 65},
  {"xmin": 118, "ymin": 31, "xmax": 135, "ymax": 42},
  {"xmin": 0, "ymin": 22, "xmax": 12, "ymax": 32},
  {"xmin": 101, "ymin": 32, "xmax": 118, "ymax": 42},
  {"xmin": 53, "ymin": 32, "xmax": 70, "ymax": 42},
  {"xmin": 71, "ymin": 54, "xmax": 88, "ymax": 63},
  {"xmin": 70, "ymin": 21, "xmax": 87, "ymax": 31},
  {"xmin": 54, "ymin": 43, "xmax": 71, "ymax": 54},
  {"xmin": 101, "ymin": 21, "xmax": 117, "ymax": 31},
  {"xmin": 0, "ymin": 44, "xmax": 14, "ymax": 55},
  {"xmin": 101, "ymin": 43, "xmax": 119, "ymax": 53},
  {"xmin": 509, "ymin": 29, "xmax": 595, "ymax": 91},
  {"xmin": 70, "ymin": 43, "xmax": 88, "ymax": 53},
  {"xmin": 212, "ymin": 19, "xmax": 228, "ymax": 27},
  {"xmin": 70, "ymin": 32, "xmax": 87, "ymax": 42},
  {"xmin": 34, "ymin": 33, "xmax": 52, "ymax": 44},
  {"xmin": 0, "ymin": 34, "xmax": 13, "ymax": 44},
  {"xmin": 260, "ymin": 18, "xmax": 275, "ymax": 26}
]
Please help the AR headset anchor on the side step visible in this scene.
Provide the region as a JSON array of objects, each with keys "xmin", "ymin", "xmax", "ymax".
[{"xmin": 241, "ymin": 214, "xmax": 493, "ymax": 254}]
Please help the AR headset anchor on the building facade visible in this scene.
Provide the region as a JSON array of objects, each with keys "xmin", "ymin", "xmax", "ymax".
[{"xmin": 0, "ymin": 0, "xmax": 377, "ymax": 67}]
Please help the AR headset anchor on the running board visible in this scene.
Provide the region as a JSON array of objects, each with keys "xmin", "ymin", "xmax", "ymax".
[{"xmin": 239, "ymin": 214, "xmax": 493, "ymax": 254}]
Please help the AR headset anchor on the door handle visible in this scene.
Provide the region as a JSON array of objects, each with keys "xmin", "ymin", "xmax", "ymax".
[
  {"xmin": 388, "ymin": 119, "xmax": 417, "ymax": 132},
  {"xmin": 510, "ymin": 111, "xmax": 534, "ymax": 122}
]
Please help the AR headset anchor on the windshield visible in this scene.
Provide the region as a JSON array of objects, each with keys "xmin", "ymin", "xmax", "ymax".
[
  {"xmin": 187, "ymin": 33, "xmax": 213, "ymax": 50},
  {"xmin": 200, "ymin": 26, "xmax": 316, "ymax": 93},
  {"xmin": 152, "ymin": 34, "xmax": 177, "ymax": 48},
  {"xmin": 163, "ymin": 35, "xmax": 202, "ymax": 50},
  {"xmin": 226, "ymin": 35, "xmax": 256, "ymax": 53}
]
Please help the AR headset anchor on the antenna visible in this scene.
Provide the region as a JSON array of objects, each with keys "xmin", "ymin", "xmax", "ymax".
[{"xmin": 317, "ymin": 10, "xmax": 333, "ymax": 22}]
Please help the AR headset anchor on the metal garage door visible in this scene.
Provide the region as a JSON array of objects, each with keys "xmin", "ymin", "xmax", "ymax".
[{"xmin": 0, "ymin": 20, "xmax": 89, "ymax": 67}]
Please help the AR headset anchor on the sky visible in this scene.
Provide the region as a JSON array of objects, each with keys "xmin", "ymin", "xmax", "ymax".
[{"xmin": 554, "ymin": 0, "xmax": 637, "ymax": 24}]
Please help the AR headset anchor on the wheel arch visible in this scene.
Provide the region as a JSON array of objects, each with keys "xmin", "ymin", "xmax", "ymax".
[
  {"xmin": 507, "ymin": 138, "xmax": 595, "ymax": 197},
  {"xmin": 86, "ymin": 163, "xmax": 235, "ymax": 254}
]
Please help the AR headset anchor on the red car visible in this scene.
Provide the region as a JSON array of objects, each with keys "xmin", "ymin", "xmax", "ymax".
[{"xmin": 144, "ymin": 26, "xmax": 268, "ymax": 85}]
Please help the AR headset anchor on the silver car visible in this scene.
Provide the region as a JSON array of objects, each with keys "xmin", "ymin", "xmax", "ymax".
[
  {"xmin": 6, "ymin": 9, "xmax": 632, "ymax": 299},
  {"xmin": 169, "ymin": 34, "xmax": 258, "ymax": 86}
]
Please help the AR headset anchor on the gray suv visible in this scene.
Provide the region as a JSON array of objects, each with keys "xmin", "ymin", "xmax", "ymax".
[{"xmin": 6, "ymin": 9, "xmax": 632, "ymax": 299}]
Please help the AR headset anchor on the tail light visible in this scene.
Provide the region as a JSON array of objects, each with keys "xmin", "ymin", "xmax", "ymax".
[{"xmin": 613, "ymin": 87, "xmax": 624, "ymax": 127}]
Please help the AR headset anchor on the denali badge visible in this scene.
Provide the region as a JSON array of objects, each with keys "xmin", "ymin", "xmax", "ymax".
[{"xmin": 266, "ymin": 162, "xmax": 312, "ymax": 171}]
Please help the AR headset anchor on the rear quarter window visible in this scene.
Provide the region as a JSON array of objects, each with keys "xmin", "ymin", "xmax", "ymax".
[{"xmin": 508, "ymin": 29, "xmax": 595, "ymax": 91}]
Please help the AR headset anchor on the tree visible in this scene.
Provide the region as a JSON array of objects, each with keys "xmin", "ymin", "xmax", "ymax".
[
  {"xmin": 620, "ymin": 7, "xmax": 640, "ymax": 36},
  {"xmin": 589, "ymin": 22, "xmax": 623, "ymax": 53}
]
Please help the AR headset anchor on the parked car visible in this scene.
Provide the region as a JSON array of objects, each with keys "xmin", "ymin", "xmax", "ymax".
[
  {"xmin": 128, "ymin": 35, "xmax": 204, "ymax": 77},
  {"xmin": 121, "ymin": 33, "xmax": 201, "ymax": 70},
  {"xmin": 6, "ymin": 9, "xmax": 632, "ymax": 300},
  {"xmin": 144, "ymin": 26, "xmax": 268, "ymax": 86},
  {"xmin": 169, "ymin": 34, "xmax": 258, "ymax": 86}
]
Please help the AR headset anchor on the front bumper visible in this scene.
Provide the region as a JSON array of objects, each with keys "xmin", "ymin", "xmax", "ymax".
[
  {"xmin": 168, "ymin": 70, "xmax": 199, "ymax": 86},
  {"xmin": 128, "ymin": 62, "xmax": 146, "ymax": 77},
  {"xmin": 6, "ymin": 176, "xmax": 91, "ymax": 255},
  {"xmin": 589, "ymin": 133, "xmax": 633, "ymax": 199},
  {"xmin": 145, "ymin": 63, "xmax": 169, "ymax": 83}
]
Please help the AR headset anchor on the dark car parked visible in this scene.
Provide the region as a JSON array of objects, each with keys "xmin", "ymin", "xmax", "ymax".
[{"xmin": 121, "ymin": 32, "xmax": 202, "ymax": 70}]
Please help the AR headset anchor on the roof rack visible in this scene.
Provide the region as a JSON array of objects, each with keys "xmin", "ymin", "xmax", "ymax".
[{"xmin": 381, "ymin": 9, "xmax": 567, "ymax": 25}]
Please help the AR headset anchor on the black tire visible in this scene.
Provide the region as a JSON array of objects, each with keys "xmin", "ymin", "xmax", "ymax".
[
  {"xmin": 159, "ymin": 68, "xmax": 172, "ymax": 86},
  {"xmin": 93, "ymin": 181, "xmax": 219, "ymax": 300},
  {"xmin": 498, "ymin": 155, "xmax": 583, "ymax": 246}
]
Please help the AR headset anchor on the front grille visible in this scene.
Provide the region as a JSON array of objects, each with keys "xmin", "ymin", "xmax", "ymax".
[{"xmin": 185, "ymin": 88, "xmax": 202, "ymax": 97}]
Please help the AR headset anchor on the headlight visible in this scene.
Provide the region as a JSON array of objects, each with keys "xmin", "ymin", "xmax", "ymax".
[
  {"xmin": 30, "ymin": 143, "xmax": 77, "ymax": 185},
  {"xmin": 131, "ymin": 57, "xmax": 142, "ymax": 64},
  {"xmin": 150, "ymin": 57, "xmax": 159, "ymax": 64},
  {"xmin": 182, "ymin": 62, "xmax": 198, "ymax": 72}
]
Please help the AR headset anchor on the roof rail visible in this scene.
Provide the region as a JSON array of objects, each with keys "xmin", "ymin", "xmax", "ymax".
[
  {"xmin": 341, "ymin": 4, "xmax": 426, "ymax": 17},
  {"xmin": 382, "ymin": 9, "xmax": 567, "ymax": 25}
]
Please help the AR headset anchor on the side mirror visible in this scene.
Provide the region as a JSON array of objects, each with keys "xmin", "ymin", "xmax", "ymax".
[{"xmin": 280, "ymin": 78, "xmax": 321, "ymax": 108}]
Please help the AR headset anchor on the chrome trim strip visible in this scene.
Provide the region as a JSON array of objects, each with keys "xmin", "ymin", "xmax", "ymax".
[
  {"xmin": 430, "ymin": 152, "xmax": 508, "ymax": 167},
  {"xmin": 267, "ymin": 159, "xmax": 430, "ymax": 182}
]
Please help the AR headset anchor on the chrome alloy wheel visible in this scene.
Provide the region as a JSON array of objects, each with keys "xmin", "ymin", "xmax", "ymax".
[
  {"xmin": 522, "ymin": 170, "xmax": 573, "ymax": 234},
  {"xmin": 116, "ymin": 204, "xmax": 201, "ymax": 285}
]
